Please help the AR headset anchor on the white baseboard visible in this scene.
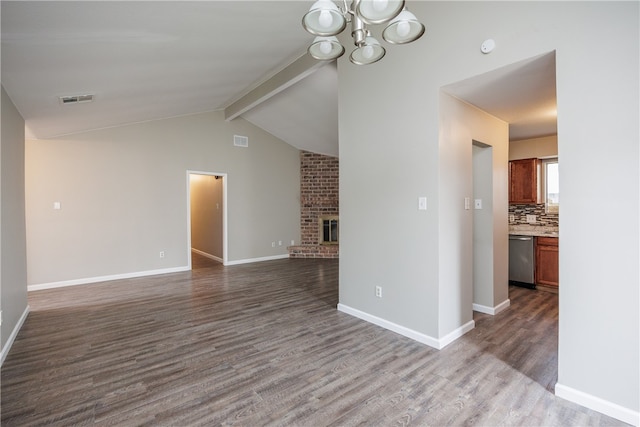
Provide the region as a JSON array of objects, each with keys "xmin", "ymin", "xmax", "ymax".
[
  {"xmin": 473, "ymin": 298, "xmax": 511, "ymax": 315},
  {"xmin": 555, "ymin": 382, "xmax": 639, "ymax": 426},
  {"xmin": 224, "ymin": 254, "xmax": 289, "ymax": 266},
  {"xmin": 1, "ymin": 305, "xmax": 30, "ymax": 367},
  {"xmin": 28, "ymin": 254, "xmax": 292, "ymax": 290},
  {"xmin": 337, "ymin": 303, "xmax": 474, "ymax": 350},
  {"xmin": 439, "ymin": 319, "xmax": 476, "ymax": 349},
  {"xmin": 27, "ymin": 266, "xmax": 191, "ymax": 292},
  {"xmin": 191, "ymin": 248, "xmax": 223, "ymax": 263}
]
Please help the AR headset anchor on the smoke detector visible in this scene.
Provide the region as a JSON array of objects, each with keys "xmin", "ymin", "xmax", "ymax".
[{"xmin": 59, "ymin": 94, "xmax": 94, "ymax": 105}]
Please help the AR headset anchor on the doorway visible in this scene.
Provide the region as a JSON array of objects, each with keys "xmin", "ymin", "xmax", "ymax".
[{"xmin": 187, "ymin": 171, "xmax": 227, "ymax": 268}]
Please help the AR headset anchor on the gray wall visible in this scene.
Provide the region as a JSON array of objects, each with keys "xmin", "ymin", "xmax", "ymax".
[
  {"xmin": 338, "ymin": 0, "xmax": 638, "ymax": 420},
  {"xmin": 26, "ymin": 111, "xmax": 300, "ymax": 286},
  {"xmin": 1, "ymin": 85, "xmax": 29, "ymax": 355},
  {"xmin": 437, "ymin": 92, "xmax": 509, "ymax": 335}
]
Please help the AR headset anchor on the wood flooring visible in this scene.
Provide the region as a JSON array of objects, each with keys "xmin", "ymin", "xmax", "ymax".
[{"xmin": 1, "ymin": 254, "xmax": 626, "ymax": 426}]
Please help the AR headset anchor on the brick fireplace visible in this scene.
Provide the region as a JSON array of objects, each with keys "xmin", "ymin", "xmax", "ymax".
[{"xmin": 288, "ymin": 151, "xmax": 339, "ymax": 259}]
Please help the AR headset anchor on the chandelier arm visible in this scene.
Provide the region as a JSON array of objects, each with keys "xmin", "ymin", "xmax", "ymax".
[
  {"xmin": 351, "ymin": 15, "xmax": 368, "ymax": 47},
  {"xmin": 342, "ymin": 0, "xmax": 351, "ymax": 16}
]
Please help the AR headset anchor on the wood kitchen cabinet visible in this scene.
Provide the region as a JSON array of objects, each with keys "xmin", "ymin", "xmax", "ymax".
[
  {"xmin": 509, "ymin": 158, "xmax": 542, "ymax": 204},
  {"xmin": 536, "ymin": 236, "xmax": 559, "ymax": 287}
]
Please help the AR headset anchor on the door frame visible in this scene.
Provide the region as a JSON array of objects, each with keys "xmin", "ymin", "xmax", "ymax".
[{"xmin": 186, "ymin": 170, "xmax": 228, "ymax": 267}]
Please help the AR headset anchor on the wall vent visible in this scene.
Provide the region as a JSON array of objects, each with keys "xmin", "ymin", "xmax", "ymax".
[
  {"xmin": 59, "ymin": 94, "xmax": 94, "ymax": 105},
  {"xmin": 233, "ymin": 135, "xmax": 248, "ymax": 147}
]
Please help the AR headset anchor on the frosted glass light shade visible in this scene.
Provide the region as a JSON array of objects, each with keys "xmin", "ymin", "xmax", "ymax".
[
  {"xmin": 382, "ymin": 9, "xmax": 425, "ymax": 44},
  {"xmin": 308, "ymin": 36, "xmax": 345, "ymax": 61},
  {"xmin": 349, "ymin": 37, "xmax": 385, "ymax": 65},
  {"xmin": 302, "ymin": 0, "xmax": 347, "ymax": 36},
  {"xmin": 356, "ymin": 0, "xmax": 405, "ymax": 25}
]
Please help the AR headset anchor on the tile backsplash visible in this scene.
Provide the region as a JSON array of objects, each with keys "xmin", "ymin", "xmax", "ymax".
[{"xmin": 509, "ymin": 204, "xmax": 559, "ymax": 227}]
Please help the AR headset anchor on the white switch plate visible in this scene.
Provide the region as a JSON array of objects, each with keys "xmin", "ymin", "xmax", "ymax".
[
  {"xmin": 418, "ymin": 197, "xmax": 427, "ymax": 211},
  {"xmin": 474, "ymin": 199, "xmax": 482, "ymax": 209},
  {"xmin": 526, "ymin": 214, "xmax": 536, "ymax": 224},
  {"xmin": 464, "ymin": 197, "xmax": 471, "ymax": 210},
  {"xmin": 53, "ymin": 202, "xmax": 61, "ymax": 210}
]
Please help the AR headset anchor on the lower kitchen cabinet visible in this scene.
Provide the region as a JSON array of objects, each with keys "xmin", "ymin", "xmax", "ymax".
[{"xmin": 536, "ymin": 236, "xmax": 559, "ymax": 287}]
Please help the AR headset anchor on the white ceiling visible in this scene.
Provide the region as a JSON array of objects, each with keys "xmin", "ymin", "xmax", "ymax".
[
  {"xmin": 443, "ymin": 52, "xmax": 557, "ymax": 141},
  {"xmin": 1, "ymin": 1, "xmax": 555, "ymax": 156}
]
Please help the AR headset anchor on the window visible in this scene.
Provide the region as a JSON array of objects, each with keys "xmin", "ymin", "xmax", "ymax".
[{"xmin": 544, "ymin": 159, "xmax": 559, "ymax": 214}]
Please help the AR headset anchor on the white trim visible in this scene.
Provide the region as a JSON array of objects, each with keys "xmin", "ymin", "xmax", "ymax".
[
  {"xmin": 224, "ymin": 254, "xmax": 290, "ymax": 266},
  {"xmin": 473, "ymin": 298, "xmax": 511, "ymax": 315},
  {"xmin": 555, "ymin": 382, "xmax": 640, "ymax": 426},
  {"xmin": 439, "ymin": 320, "xmax": 476, "ymax": 349},
  {"xmin": 191, "ymin": 248, "xmax": 223, "ymax": 264},
  {"xmin": 1, "ymin": 305, "xmax": 30, "ymax": 366},
  {"xmin": 27, "ymin": 266, "xmax": 190, "ymax": 292},
  {"xmin": 337, "ymin": 303, "xmax": 474, "ymax": 350}
]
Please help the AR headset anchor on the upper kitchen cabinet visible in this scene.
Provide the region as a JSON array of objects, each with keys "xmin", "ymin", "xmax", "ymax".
[{"xmin": 509, "ymin": 158, "xmax": 542, "ymax": 204}]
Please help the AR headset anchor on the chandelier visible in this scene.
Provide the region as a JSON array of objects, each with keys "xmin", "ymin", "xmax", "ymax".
[{"xmin": 302, "ymin": 0, "xmax": 425, "ymax": 65}]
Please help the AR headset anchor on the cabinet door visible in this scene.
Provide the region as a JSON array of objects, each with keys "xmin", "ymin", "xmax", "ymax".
[
  {"xmin": 536, "ymin": 238, "xmax": 559, "ymax": 287},
  {"xmin": 509, "ymin": 158, "xmax": 541, "ymax": 204}
]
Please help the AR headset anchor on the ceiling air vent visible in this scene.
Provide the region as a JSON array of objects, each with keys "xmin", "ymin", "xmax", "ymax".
[{"xmin": 59, "ymin": 94, "xmax": 94, "ymax": 105}]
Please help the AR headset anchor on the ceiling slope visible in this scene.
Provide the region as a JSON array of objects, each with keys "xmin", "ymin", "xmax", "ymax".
[
  {"xmin": 2, "ymin": 1, "xmax": 556, "ymax": 155},
  {"xmin": 0, "ymin": 1, "xmax": 314, "ymax": 139}
]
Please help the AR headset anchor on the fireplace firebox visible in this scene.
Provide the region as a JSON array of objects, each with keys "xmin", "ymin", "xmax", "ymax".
[{"xmin": 319, "ymin": 216, "xmax": 339, "ymax": 245}]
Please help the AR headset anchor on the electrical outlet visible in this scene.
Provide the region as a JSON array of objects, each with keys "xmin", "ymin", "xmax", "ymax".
[
  {"xmin": 271, "ymin": 242, "xmax": 275, "ymax": 248},
  {"xmin": 0, "ymin": 310, "xmax": 3, "ymax": 326},
  {"xmin": 509, "ymin": 214, "xmax": 515, "ymax": 223},
  {"xmin": 291, "ymin": 240, "xmax": 295, "ymax": 246},
  {"xmin": 278, "ymin": 240, "xmax": 282, "ymax": 246},
  {"xmin": 526, "ymin": 214, "xmax": 536, "ymax": 224},
  {"xmin": 375, "ymin": 286, "xmax": 382, "ymax": 298},
  {"xmin": 159, "ymin": 251, "xmax": 165, "ymax": 258}
]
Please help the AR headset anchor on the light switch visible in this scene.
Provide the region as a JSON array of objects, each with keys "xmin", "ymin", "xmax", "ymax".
[
  {"xmin": 474, "ymin": 199, "xmax": 482, "ymax": 209},
  {"xmin": 418, "ymin": 197, "xmax": 427, "ymax": 211},
  {"xmin": 464, "ymin": 197, "xmax": 471, "ymax": 210},
  {"xmin": 53, "ymin": 202, "xmax": 61, "ymax": 210}
]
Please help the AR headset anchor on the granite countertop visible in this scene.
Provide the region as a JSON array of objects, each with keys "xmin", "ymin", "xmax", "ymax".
[{"xmin": 509, "ymin": 225, "xmax": 559, "ymax": 237}]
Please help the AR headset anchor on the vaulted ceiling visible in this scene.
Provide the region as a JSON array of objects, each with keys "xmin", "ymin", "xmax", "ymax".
[{"xmin": 1, "ymin": 1, "xmax": 555, "ymax": 158}]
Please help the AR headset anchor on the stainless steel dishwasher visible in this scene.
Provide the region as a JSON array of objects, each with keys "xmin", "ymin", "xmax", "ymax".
[{"xmin": 509, "ymin": 235, "xmax": 535, "ymax": 288}]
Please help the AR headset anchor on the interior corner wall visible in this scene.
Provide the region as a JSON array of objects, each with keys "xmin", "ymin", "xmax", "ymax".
[
  {"xmin": 338, "ymin": 1, "xmax": 638, "ymax": 420},
  {"xmin": 472, "ymin": 143, "xmax": 495, "ymax": 310},
  {"xmin": 189, "ymin": 174, "xmax": 223, "ymax": 260},
  {"xmin": 438, "ymin": 93, "xmax": 509, "ymax": 335},
  {"xmin": 1, "ymin": 85, "xmax": 28, "ymax": 353},
  {"xmin": 25, "ymin": 111, "xmax": 300, "ymax": 286}
]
